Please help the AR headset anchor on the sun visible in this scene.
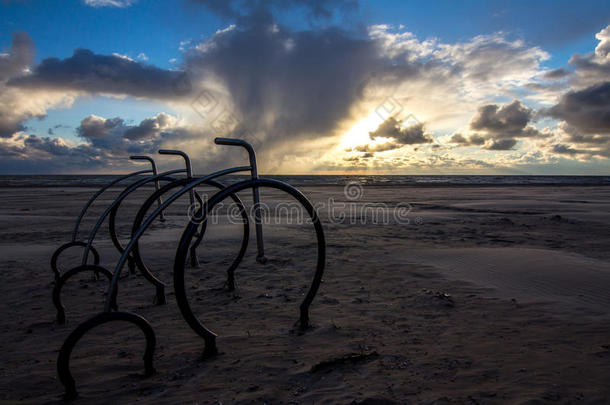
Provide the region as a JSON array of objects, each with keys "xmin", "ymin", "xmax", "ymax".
[{"xmin": 339, "ymin": 112, "xmax": 384, "ymax": 149}]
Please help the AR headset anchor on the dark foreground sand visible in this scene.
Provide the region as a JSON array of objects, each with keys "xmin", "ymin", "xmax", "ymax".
[{"xmin": 0, "ymin": 184, "xmax": 609, "ymax": 404}]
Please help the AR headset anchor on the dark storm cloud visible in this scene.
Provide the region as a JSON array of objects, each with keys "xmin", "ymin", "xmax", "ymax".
[
  {"xmin": 546, "ymin": 81, "xmax": 610, "ymax": 135},
  {"xmin": 8, "ymin": 49, "xmax": 184, "ymax": 100},
  {"xmin": 368, "ymin": 118, "xmax": 432, "ymax": 145},
  {"xmin": 191, "ymin": 0, "xmax": 358, "ymax": 20},
  {"xmin": 184, "ymin": 12, "xmax": 420, "ymax": 143}
]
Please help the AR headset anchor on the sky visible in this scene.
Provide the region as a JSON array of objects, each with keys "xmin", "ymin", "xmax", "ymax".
[{"xmin": 1, "ymin": 0, "xmax": 609, "ymax": 175}]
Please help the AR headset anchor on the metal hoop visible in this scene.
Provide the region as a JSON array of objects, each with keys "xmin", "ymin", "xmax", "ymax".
[
  {"xmin": 57, "ymin": 311, "xmax": 156, "ymax": 400},
  {"xmin": 50, "ymin": 242, "xmax": 100, "ymax": 281},
  {"xmin": 172, "ymin": 178, "xmax": 326, "ymax": 356},
  {"xmin": 52, "ymin": 264, "xmax": 118, "ymax": 324},
  {"xmin": 129, "ymin": 177, "xmax": 249, "ymax": 302}
]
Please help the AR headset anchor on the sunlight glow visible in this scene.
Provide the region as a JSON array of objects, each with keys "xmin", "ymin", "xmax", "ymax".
[{"xmin": 339, "ymin": 112, "xmax": 385, "ymax": 149}]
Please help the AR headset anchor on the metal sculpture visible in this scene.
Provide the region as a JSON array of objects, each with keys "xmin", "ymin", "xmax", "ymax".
[
  {"xmin": 54, "ymin": 138, "xmax": 326, "ymax": 399},
  {"xmin": 51, "ymin": 150, "xmax": 254, "ymax": 324}
]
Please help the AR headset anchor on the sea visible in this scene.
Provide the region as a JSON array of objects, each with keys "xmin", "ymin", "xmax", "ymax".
[{"xmin": 0, "ymin": 174, "xmax": 609, "ymax": 187}]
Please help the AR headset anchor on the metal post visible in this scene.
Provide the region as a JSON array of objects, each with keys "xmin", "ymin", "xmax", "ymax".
[
  {"xmin": 214, "ymin": 138, "xmax": 267, "ymax": 263},
  {"xmin": 158, "ymin": 150, "xmax": 195, "ymax": 207},
  {"xmin": 130, "ymin": 156, "xmax": 165, "ymax": 221}
]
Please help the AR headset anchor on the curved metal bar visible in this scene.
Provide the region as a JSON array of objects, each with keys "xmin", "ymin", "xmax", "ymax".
[
  {"xmin": 107, "ymin": 182, "xmax": 207, "ymax": 302},
  {"xmin": 214, "ymin": 138, "xmax": 257, "ymax": 171},
  {"xmin": 130, "ymin": 156, "xmax": 165, "ymax": 221},
  {"xmin": 80, "ymin": 168, "xmax": 187, "ymax": 266},
  {"xmin": 158, "ymin": 149, "xmax": 195, "ymax": 206},
  {"xmin": 57, "ymin": 311, "xmax": 156, "ymax": 400},
  {"xmin": 127, "ymin": 180, "xmax": 205, "ymax": 301},
  {"xmin": 52, "ymin": 264, "xmax": 118, "ymax": 324},
  {"xmin": 107, "ymin": 175, "xmax": 178, "ymax": 258},
  {"xmin": 129, "ymin": 177, "xmax": 249, "ymax": 302},
  {"xmin": 215, "ymin": 137, "xmax": 266, "ymax": 263},
  {"xmin": 156, "ymin": 150, "xmax": 199, "ymax": 263},
  {"xmin": 172, "ymin": 178, "xmax": 326, "ymax": 356},
  {"xmin": 107, "ymin": 179, "xmax": 198, "ymax": 280},
  {"xmin": 50, "ymin": 241, "xmax": 100, "ymax": 281},
  {"xmin": 103, "ymin": 165, "xmax": 251, "ymax": 313},
  {"xmin": 103, "ymin": 175, "xmax": 177, "ymax": 294},
  {"xmin": 70, "ymin": 169, "xmax": 152, "ymax": 243}
]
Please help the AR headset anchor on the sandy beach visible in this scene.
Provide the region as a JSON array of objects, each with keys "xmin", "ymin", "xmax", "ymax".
[{"xmin": 1, "ymin": 183, "xmax": 610, "ymax": 404}]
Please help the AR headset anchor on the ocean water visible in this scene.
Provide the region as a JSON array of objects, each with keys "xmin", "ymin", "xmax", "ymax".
[{"xmin": 0, "ymin": 174, "xmax": 609, "ymax": 187}]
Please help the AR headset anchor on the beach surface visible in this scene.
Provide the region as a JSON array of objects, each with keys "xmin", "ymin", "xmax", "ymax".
[{"xmin": 1, "ymin": 183, "xmax": 609, "ymax": 404}]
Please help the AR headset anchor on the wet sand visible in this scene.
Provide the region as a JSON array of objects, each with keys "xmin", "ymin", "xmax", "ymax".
[{"xmin": 0, "ymin": 184, "xmax": 609, "ymax": 404}]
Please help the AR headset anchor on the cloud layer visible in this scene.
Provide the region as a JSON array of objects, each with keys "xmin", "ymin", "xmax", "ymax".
[
  {"xmin": 1, "ymin": 0, "xmax": 609, "ymax": 173},
  {"xmin": 544, "ymin": 82, "xmax": 610, "ymax": 158},
  {"xmin": 450, "ymin": 101, "xmax": 546, "ymax": 150},
  {"xmin": 0, "ymin": 111, "xmax": 213, "ymax": 173},
  {"xmin": 8, "ymin": 48, "xmax": 183, "ymax": 100}
]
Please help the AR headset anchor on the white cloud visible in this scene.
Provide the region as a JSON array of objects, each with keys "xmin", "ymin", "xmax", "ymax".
[
  {"xmin": 83, "ymin": 0, "xmax": 135, "ymax": 7},
  {"xmin": 179, "ymin": 40, "xmax": 192, "ymax": 51},
  {"xmin": 112, "ymin": 52, "xmax": 134, "ymax": 61}
]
